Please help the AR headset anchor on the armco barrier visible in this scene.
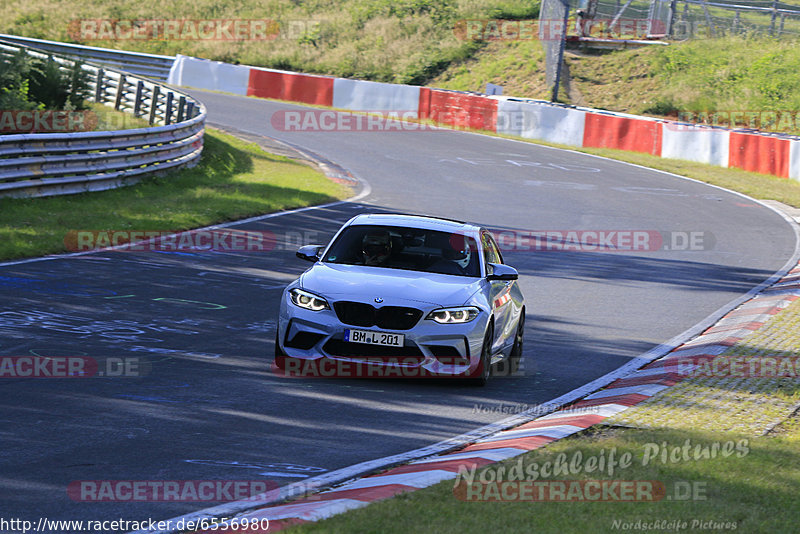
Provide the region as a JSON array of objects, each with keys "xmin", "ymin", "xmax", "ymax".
[
  {"xmin": 729, "ymin": 132, "xmax": 791, "ymax": 178},
  {"xmin": 247, "ymin": 68, "xmax": 333, "ymax": 106},
  {"xmin": 497, "ymin": 99, "xmax": 585, "ymax": 147},
  {"xmin": 0, "ymin": 33, "xmax": 174, "ymax": 81},
  {"xmin": 661, "ymin": 124, "xmax": 730, "ymax": 167},
  {"xmin": 332, "ymin": 78, "xmax": 420, "ymax": 113},
  {"xmin": 419, "ymin": 88, "xmax": 497, "ymax": 131},
  {"xmin": 168, "ymin": 55, "xmax": 250, "ymax": 96},
  {"xmin": 583, "ymin": 112, "xmax": 663, "ymax": 156},
  {"xmin": 0, "ymin": 41, "xmax": 205, "ymax": 198}
]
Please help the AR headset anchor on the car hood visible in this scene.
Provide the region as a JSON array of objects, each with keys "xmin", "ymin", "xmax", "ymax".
[{"xmin": 299, "ymin": 263, "xmax": 482, "ymax": 308}]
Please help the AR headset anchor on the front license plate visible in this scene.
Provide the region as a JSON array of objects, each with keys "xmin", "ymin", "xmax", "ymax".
[{"xmin": 344, "ymin": 329, "xmax": 404, "ymax": 347}]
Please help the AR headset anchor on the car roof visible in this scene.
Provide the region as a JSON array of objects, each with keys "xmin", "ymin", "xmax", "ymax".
[{"xmin": 346, "ymin": 213, "xmax": 482, "ymax": 233}]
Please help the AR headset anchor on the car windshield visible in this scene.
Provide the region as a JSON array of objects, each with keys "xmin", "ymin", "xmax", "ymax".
[{"xmin": 322, "ymin": 224, "xmax": 481, "ymax": 277}]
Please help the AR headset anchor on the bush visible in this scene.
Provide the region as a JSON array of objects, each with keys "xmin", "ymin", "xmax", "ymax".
[{"xmin": 0, "ymin": 50, "xmax": 90, "ymax": 112}]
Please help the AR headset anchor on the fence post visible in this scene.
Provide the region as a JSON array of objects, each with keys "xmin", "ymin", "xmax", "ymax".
[
  {"xmin": 177, "ymin": 95, "xmax": 186, "ymax": 123},
  {"xmin": 770, "ymin": 0, "xmax": 778, "ymax": 36},
  {"xmin": 133, "ymin": 80, "xmax": 144, "ymax": 117},
  {"xmin": 700, "ymin": 0, "xmax": 715, "ymax": 37},
  {"xmin": 165, "ymin": 91, "xmax": 174, "ymax": 125},
  {"xmin": 114, "ymin": 75, "xmax": 126, "ymax": 111},
  {"xmin": 149, "ymin": 85, "xmax": 160, "ymax": 125},
  {"xmin": 666, "ymin": 0, "xmax": 678, "ymax": 37},
  {"xmin": 94, "ymin": 68, "xmax": 104, "ymax": 103}
]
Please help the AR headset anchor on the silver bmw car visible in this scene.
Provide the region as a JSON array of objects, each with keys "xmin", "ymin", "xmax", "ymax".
[{"xmin": 274, "ymin": 213, "xmax": 525, "ymax": 385}]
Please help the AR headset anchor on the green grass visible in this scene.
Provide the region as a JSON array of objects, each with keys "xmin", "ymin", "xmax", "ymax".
[
  {"xmin": 429, "ymin": 39, "xmax": 549, "ymax": 99},
  {"xmin": 283, "ymin": 424, "xmax": 800, "ymax": 533},
  {"xmin": 0, "ymin": 127, "xmax": 350, "ymax": 261}
]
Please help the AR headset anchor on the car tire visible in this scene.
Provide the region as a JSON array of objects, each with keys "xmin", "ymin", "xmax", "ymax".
[
  {"xmin": 274, "ymin": 329, "xmax": 287, "ymax": 368},
  {"xmin": 494, "ymin": 310, "xmax": 524, "ymax": 377},
  {"xmin": 508, "ymin": 310, "xmax": 525, "ymax": 374},
  {"xmin": 468, "ymin": 324, "xmax": 493, "ymax": 386}
]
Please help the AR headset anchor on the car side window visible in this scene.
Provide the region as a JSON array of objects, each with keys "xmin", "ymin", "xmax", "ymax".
[
  {"xmin": 487, "ymin": 233, "xmax": 504, "ymax": 265},
  {"xmin": 481, "ymin": 232, "xmax": 502, "ymax": 272}
]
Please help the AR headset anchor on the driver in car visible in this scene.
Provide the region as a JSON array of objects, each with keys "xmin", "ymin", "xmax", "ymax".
[
  {"xmin": 361, "ymin": 230, "xmax": 393, "ymax": 266},
  {"xmin": 431, "ymin": 235, "xmax": 473, "ymax": 275}
]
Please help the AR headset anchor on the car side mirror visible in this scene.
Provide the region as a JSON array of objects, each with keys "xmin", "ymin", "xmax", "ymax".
[
  {"xmin": 296, "ymin": 244, "xmax": 324, "ymax": 262},
  {"xmin": 486, "ymin": 263, "xmax": 518, "ymax": 281}
]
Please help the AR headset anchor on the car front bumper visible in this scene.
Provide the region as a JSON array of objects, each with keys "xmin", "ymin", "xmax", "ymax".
[{"xmin": 276, "ymin": 291, "xmax": 490, "ymax": 378}]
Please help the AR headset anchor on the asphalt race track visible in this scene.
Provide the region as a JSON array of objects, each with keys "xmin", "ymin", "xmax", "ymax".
[{"xmin": 1, "ymin": 90, "xmax": 797, "ymax": 526}]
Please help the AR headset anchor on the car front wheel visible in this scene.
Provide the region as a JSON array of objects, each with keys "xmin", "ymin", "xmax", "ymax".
[{"xmin": 467, "ymin": 324, "xmax": 493, "ymax": 386}]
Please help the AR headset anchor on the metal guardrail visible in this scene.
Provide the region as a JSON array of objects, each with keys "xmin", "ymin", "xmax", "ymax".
[
  {"xmin": 0, "ymin": 34, "xmax": 175, "ymax": 81},
  {"xmin": 0, "ymin": 40, "xmax": 205, "ymax": 198}
]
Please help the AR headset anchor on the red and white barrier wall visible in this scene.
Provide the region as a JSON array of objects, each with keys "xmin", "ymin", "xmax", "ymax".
[
  {"xmin": 661, "ymin": 124, "xmax": 730, "ymax": 168},
  {"xmin": 168, "ymin": 55, "xmax": 800, "ymax": 181},
  {"xmin": 582, "ymin": 112, "xmax": 663, "ymax": 156},
  {"xmin": 247, "ymin": 67, "xmax": 334, "ymax": 106},
  {"xmin": 168, "ymin": 55, "xmax": 251, "ymax": 96},
  {"xmin": 332, "ymin": 79, "xmax": 420, "ymax": 112},
  {"xmin": 496, "ymin": 99, "xmax": 585, "ymax": 146}
]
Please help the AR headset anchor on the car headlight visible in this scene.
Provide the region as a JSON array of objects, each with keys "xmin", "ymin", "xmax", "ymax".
[
  {"xmin": 289, "ymin": 288, "xmax": 330, "ymax": 311},
  {"xmin": 426, "ymin": 306, "xmax": 480, "ymax": 324}
]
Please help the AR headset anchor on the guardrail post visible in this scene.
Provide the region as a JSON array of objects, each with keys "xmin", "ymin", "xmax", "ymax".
[
  {"xmin": 186, "ymin": 102, "xmax": 195, "ymax": 119},
  {"xmin": 149, "ymin": 85, "xmax": 160, "ymax": 125},
  {"xmin": 177, "ymin": 96, "xmax": 186, "ymax": 123},
  {"xmin": 114, "ymin": 75, "xmax": 126, "ymax": 111},
  {"xmin": 165, "ymin": 92, "xmax": 174, "ymax": 125},
  {"xmin": 134, "ymin": 80, "xmax": 144, "ymax": 117},
  {"xmin": 770, "ymin": 0, "xmax": 778, "ymax": 36},
  {"xmin": 666, "ymin": 0, "xmax": 677, "ymax": 37},
  {"xmin": 94, "ymin": 68, "xmax": 105, "ymax": 103}
]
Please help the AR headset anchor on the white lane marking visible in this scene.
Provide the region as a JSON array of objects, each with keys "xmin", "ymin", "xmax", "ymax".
[
  {"xmin": 335, "ymin": 470, "xmax": 456, "ymax": 491},
  {"xmin": 409, "ymin": 448, "xmax": 525, "ymax": 465},
  {"xmin": 476, "ymin": 424, "xmax": 585, "ymax": 442},
  {"xmin": 583, "ymin": 384, "xmax": 670, "ymax": 400}
]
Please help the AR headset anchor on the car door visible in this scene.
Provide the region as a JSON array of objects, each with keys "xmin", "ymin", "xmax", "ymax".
[{"xmin": 481, "ymin": 231, "xmax": 515, "ymax": 352}]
